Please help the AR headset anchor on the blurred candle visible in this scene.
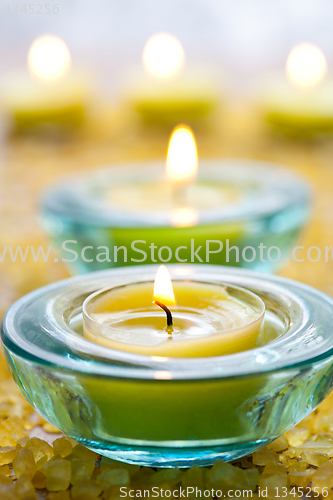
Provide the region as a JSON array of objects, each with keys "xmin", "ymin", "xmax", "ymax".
[
  {"xmin": 122, "ymin": 32, "xmax": 220, "ymax": 125},
  {"xmin": 261, "ymin": 42, "xmax": 333, "ymax": 136},
  {"xmin": 1, "ymin": 35, "xmax": 91, "ymax": 132}
]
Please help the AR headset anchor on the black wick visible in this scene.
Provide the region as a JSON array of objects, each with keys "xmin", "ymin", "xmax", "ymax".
[{"xmin": 153, "ymin": 300, "xmax": 173, "ymax": 328}]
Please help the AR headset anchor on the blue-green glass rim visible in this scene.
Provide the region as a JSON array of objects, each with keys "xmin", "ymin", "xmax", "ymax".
[
  {"xmin": 2, "ymin": 264, "xmax": 333, "ymax": 381},
  {"xmin": 40, "ymin": 160, "xmax": 311, "ymax": 227}
]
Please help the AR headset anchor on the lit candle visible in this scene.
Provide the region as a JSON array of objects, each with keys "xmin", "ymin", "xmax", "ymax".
[
  {"xmin": 121, "ymin": 32, "xmax": 220, "ymax": 125},
  {"xmin": 1, "ymin": 35, "xmax": 91, "ymax": 132},
  {"xmin": 108, "ymin": 125, "xmax": 239, "ymax": 215},
  {"xmin": 260, "ymin": 43, "xmax": 333, "ymax": 136},
  {"xmin": 42, "ymin": 125, "xmax": 311, "ymax": 273},
  {"xmin": 83, "ymin": 265, "xmax": 265, "ymax": 357},
  {"xmin": 5, "ymin": 264, "xmax": 329, "ymax": 465}
]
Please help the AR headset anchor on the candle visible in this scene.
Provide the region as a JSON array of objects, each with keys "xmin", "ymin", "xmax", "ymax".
[
  {"xmin": 83, "ymin": 265, "xmax": 265, "ymax": 357},
  {"xmin": 121, "ymin": 32, "xmax": 220, "ymax": 125},
  {"xmin": 261, "ymin": 43, "xmax": 333, "ymax": 136},
  {"xmin": 1, "ymin": 35, "xmax": 91, "ymax": 132},
  {"xmin": 42, "ymin": 127, "xmax": 310, "ymax": 274},
  {"xmin": 2, "ymin": 265, "xmax": 333, "ymax": 466}
]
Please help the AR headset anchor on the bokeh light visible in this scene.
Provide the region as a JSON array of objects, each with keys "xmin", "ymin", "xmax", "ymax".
[
  {"xmin": 28, "ymin": 34, "xmax": 71, "ymax": 82},
  {"xmin": 142, "ymin": 33, "xmax": 185, "ymax": 79},
  {"xmin": 286, "ymin": 43, "xmax": 327, "ymax": 88}
]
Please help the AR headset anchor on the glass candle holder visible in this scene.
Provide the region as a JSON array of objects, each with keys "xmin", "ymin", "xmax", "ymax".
[
  {"xmin": 41, "ymin": 160, "xmax": 310, "ymax": 274},
  {"xmin": 2, "ymin": 265, "xmax": 333, "ymax": 467}
]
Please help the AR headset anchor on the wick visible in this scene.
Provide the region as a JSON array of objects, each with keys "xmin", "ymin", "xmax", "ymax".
[{"xmin": 153, "ymin": 300, "xmax": 173, "ymax": 329}]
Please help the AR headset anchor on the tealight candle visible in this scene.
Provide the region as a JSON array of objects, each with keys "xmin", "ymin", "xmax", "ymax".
[
  {"xmin": 3, "ymin": 265, "xmax": 333, "ymax": 467},
  {"xmin": 83, "ymin": 265, "xmax": 265, "ymax": 357},
  {"xmin": 42, "ymin": 127, "xmax": 310, "ymax": 273},
  {"xmin": 260, "ymin": 43, "xmax": 333, "ymax": 136},
  {"xmin": 1, "ymin": 35, "xmax": 91, "ymax": 131},
  {"xmin": 121, "ymin": 32, "xmax": 220, "ymax": 124}
]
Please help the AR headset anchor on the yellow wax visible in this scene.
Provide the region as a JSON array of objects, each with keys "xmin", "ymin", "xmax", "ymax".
[
  {"xmin": 260, "ymin": 77, "xmax": 333, "ymax": 135},
  {"xmin": 83, "ymin": 282, "xmax": 264, "ymax": 357},
  {"xmin": 1, "ymin": 72, "xmax": 90, "ymax": 130},
  {"xmin": 122, "ymin": 68, "xmax": 220, "ymax": 124}
]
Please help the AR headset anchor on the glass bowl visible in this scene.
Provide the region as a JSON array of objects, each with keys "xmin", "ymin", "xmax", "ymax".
[
  {"xmin": 2, "ymin": 264, "xmax": 333, "ymax": 468},
  {"xmin": 41, "ymin": 160, "xmax": 310, "ymax": 274}
]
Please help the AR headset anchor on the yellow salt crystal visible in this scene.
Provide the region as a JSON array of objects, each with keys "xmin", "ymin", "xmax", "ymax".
[
  {"xmin": 150, "ymin": 468, "xmax": 182, "ymax": 486},
  {"xmin": 287, "ymin": 459, "xmax": 309, "ymax": 471},
  {"xmin": 285, "ymin": 427, "xmax": 311, "ymax": 447},
  {"xmin": 0, "ymin": 479, "xmax": 16, "ymax": 500},
  {"xmin": 267, "ymin": 436, "xmax": 289, "ymax": 452},
  {"xmin": 238, "ymin": 457, "xmax": 256, "ymax": 469},
  {"xmin": 0, "ymin": 491, "xmax": 16, "ymax": 500},
  {"xmin": 12, "ymin": 446, "xmax": 36, "ymax": 479},
  {"xmin": 96, "ymin": 468, "xmax": 130, "ymax": 489},
  {"xmin": 32, "ymin": 470, "xmax": 46, "ymax": 489},
  {"xmin": 42, "ymin": 455, "xmax": 71, "ymax": 491},
  {"xmin": 26, "ymin": 437, "xmax": 53, "ymax": 462},
  {"xmin": 0, "ymin": 446, "xmax": 17, "ymax": 466},
  {"xmin": 182, "ymin": 466, "xmax": 204, "ymax": 488},
  {"xmin": 47, "ymin": 492, "xmax": 71, "ymax": 500},
  {"xmin": 262, "ymin": 463, "xmax": 287, "ymax": 475},
  {"xmin": 258, "ymin": 473, "xmax": 288, "ymax": 498},
  {"xmin": 71, "ymin": 458, "xmax": 95, "ymax": 485},
  {"xmin": 0, "ymin": 418, "xmax": 26, "ymax": 446},
  {"xmin": 14, "ymin": 472, "xmax": 37, "ymax": 500},
  {"xmin": 100, "ymin": 457, "xmax": 140, "ymax": 476},
  {"xmin": 0, "ymin": 465, "xmax": 11, "ymax": 476},
  {"xmin": 312, "ymin": 460, "xmax": 333, "ymax": 493},
  {"xmin": 289, "ymin": 469, "xmax": 315, "ymax": 488},
  {"xmin": 130, "ymin": 467, "xmax": 154, "ymax": 487},
  {"xmin": 17, "ymin": 436, "xmax": 29, "ymax": 447},
  {"xmin": 291, "ymin": 439, "xmax": 333, "ymax": 457},
  {"xmin": 36, "ymin": 455, "xmax": 48, "ymax": 469},
  {"xmin": 43, "ymin": 422, "xmax": 61, "ymax": 433},
  {"xmin": 252, "ymin": 448, "xmax": 279, "ymax": 466},
  {"xmin": 0, "ymin": 472, "xmax": 14, "ymax": 488},
  {"xmin": 207, "ymin": 462, "xmax": 259, "ymax": 490},
  {"xmin": 53, "ymin": 437, "xmax": 73, "ymax": 458},
  {"xmin": 71, "ymin": 478, "xmax": 102, "ymax": 499},
  {"xmin": 300, "ymin": 451, "xmax": 329, "ymax": 467},
  {"xmin": 103, "ymin": 485, "xmax": 132, "ymax": 500},
  {"xmin": 68, "ymin": 444, "xmax": 99, "ymax": 461}
]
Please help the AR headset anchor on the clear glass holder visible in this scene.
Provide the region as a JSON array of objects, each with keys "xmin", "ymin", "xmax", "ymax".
[
  {"xmin": 41, "ymin": 160, "xmax": 311, "ymax": 274},
  {"xmin": 2, "ymin": 265, "xmax": 333, "ymax": 467}
]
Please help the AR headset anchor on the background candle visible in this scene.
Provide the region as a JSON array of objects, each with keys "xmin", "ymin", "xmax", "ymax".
[
  {"xmin": 1, "ymin": 35, "xmax": 91, "ymax": 132},
  {"xmin": 260, "ymin": 43, "xmax": 333, "ymax": 136},
  {"xmin": 121, "ymin": 33, "xmax": 220, "ymax": 125},
  {"xmin": 42, "ymin": 150, "xmax": 310, "ymax": 274}
]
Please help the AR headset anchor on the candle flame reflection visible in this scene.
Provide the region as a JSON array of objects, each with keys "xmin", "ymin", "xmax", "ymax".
[
  {"xmin": 154, "ymin": 371, "xmax": 172, "ymax": 380},
  {"xmin": 171, "ymin": 207, "xmax": 199, "ymax": 227},
  {"xmin": 286, "ymin": 43, "xmax": 327, "ymax": 89},
  {"xmin": 28, "ymin": 35, "xmax": 71, "ymax": 82},
  {"xmin": 143, "ymin": 33, "xmax": 185, "ymax": 79},
  {"xmin": 153, "ymin": 265, "xmax": 176, "ymax": 306},
  {"xmin": 166, "ymin": 126, "xmax": 198, "ymax": 184}
]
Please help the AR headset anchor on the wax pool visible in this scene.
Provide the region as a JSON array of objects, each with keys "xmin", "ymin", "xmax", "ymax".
[{"xmin": 83, "ymin": 282, "xmax": 265, "ymax": 357}]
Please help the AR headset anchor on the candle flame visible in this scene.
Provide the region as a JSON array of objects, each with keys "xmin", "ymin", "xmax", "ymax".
[
  {"xmin": 28, "ymin": 34, "xmax": 71, "ymax": 82},
  {"xmin": 143, "ymin": 33, "xmax": 185, "ymax": 79},
  {"xmin": 166, "ymin": 126, "xmax": 198, "ymax": 184},
  {"xmin": 153, "ymin": 265, "xmax": 175, "ymax": 306},
  {"xmin": 286, "ymin": 43, "xmax": 327, "ymax": 88}
]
